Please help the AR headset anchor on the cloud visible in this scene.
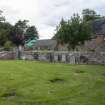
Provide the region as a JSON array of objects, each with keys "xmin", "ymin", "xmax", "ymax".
[{"xmin": 0, "ymin": 0, "xmax": 105, "ymax": 39}]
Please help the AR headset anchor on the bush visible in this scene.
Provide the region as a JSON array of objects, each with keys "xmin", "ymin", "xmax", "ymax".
[{"xmin": 4, "ymin": 41, "xmax": 12, "ymax": 51}]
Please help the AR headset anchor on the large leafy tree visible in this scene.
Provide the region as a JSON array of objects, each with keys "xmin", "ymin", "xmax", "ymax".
[
  {"xmin": 0, "ymin": 22, "xmax": 12, "ymax": 46},
  {"xmin": 0, "ymin": 10, "xmax": 5, "ymax": 22},
  {"xmin": 55, "ymin": 18, "xmax": 68, "ymax": 45},
  {"xmin": 11, "ymin": 20, "xmax": 29, "ymax": 46},
  {"xmin": 67, "ymin": 14, "xmax": 82, "ymax": 50},
  {"xmin": 25, "ymin": 26, "xmax": 39, "ymax": 40},
  {"xmin": 55, "ymin": 14, "xmax": 93, "ymax": 50},
  {"xmin": 0, "ymin": 11, "xmax": 11, "ymax": 46},
  {"xmin": 14, "ymin": 20, "xmax": 28, "ymax": 35},
  {"xmin": 82, "ymin": 9, "xmax": 102, "ymax": 22},
  {"xmin": 11, "ymin": 20, "xmax": 39, "ymax": 46},
  {"xmin": 0, "ymin": 10, "xmax": 39, "ymax": 49}
]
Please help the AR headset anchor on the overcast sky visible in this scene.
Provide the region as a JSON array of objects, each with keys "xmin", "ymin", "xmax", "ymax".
[{"xmin": 0, "ymin": 0, "xmax": 105, "ymax": 39}]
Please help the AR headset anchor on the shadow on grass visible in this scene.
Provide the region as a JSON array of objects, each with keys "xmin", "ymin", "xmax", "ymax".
[
  {"xmin": 49, "ymin": 78, "xmax": 65, "ymax": 83},
  {"xmin": 1, "ymin": 90, "xmax": 16, "ymax": 99},
  {"xmin": 75, "ymin": 69, "xmax": 85, "ymax": 74}
]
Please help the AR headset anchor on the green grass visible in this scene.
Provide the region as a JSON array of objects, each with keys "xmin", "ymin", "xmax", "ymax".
[{"xmin": 0, "ymin": 61, "xmax": 105, "ymax": 105}]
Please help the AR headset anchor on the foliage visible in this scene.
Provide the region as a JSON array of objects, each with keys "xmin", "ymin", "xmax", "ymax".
[
  {"xmin": 55, "ymin": 14, "xmax": 93, "ymax": 50},
  {"xmin": 0, "ymin": 22, "xmax": 12, "ymax": 45},
  {"xmin": 55, "ymin": 9, "xmax": 105, "ymax": 50},
  {"xmin": 82, "ymin": 9, "xmax": 104, "ymax": 22},
  {"xmin": 11, "ymin": 20, "xmax": 39, "ymax": 46},
  {"xmin": 25, "ymin": 26, "xmax": 39, "ymax": 41},
  {"xmin": 55, "ymin": 18, "xmax": 68, "ymax": 45},
  {"xmin": 4, "ymin": 41, "xmax": 12, "ymax": 51},
  {"xmin": 10, "ymin": 20, "xmax": 28, "ymax": 46},
  {"xmin": 0, "ymin": 10, "xmax": 39, "ymax": 47},
  {"xmin": 13, "ymin": 20, "xmax": 28, "ymax": 35},
  {"xmin": 0, "ymin": 10, "xmax": 5, "ymax": 22},
  {"xmin": 0, "ymin": 11, "xmax": 8, "ymax": 46}
]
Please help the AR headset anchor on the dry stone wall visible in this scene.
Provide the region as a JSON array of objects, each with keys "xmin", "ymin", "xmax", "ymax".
[
  {"xmin": 0, "ymin": 51, "xmax": 105, "ymax": 64},
  {"xmin": 23, "ymin": 51, "xmax": 105, "ymax": 64}
]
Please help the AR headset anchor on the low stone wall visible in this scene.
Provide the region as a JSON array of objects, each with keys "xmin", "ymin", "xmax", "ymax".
[
  {"xmin": 0, "ymin": 51, "xmax": 16, "ymax": 60},
  {"xmin": 23, "ymin": 51, "xmax": 105, "ymax": 64},
  {"xmin": 0, "ymin": 51, "xmax": 105, "ymax": 64}
]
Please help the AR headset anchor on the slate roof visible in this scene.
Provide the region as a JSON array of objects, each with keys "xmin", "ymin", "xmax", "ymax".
[
  {"xmin": 34, "ymin": 39, "xmax": 57, "ymax": 49},
  {"xmin": 92, "ymin": 19, "xmax": 105, "ymax": 35}
]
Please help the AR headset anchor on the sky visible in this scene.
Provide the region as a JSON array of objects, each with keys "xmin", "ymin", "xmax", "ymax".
[{"xmin": 0, "ymin": 0, "xmax": 105, "ymax": 39}]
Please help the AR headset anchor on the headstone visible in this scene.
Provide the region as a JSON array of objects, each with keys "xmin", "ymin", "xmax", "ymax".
[
  {"xmin": 66, "ymin": 54, "xmax": 70, "ymax": 63},
  {"xmin": 62, "ymin": 54, "xmax": 66, "ymax": 62},
  {"xmin": 69, "ymin": 54, "xmax": 75, "ymax": 64},
  {"xmin": 54, "ymin": 54, "xmax": 58, "ymax": 62},
  {"xmin": 58, "ymin": 54, "xmax": 62, "ymax": 62}
]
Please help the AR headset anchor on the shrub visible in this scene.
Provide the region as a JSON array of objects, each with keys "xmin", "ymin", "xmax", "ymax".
[{"xmin": 4, "ymin": 41, "xmax": 12, "ymax": 51}]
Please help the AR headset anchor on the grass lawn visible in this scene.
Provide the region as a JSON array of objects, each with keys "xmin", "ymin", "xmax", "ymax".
[{"xmin": 0, "ymin": 61, "xmax": 105, "ymax": 105}]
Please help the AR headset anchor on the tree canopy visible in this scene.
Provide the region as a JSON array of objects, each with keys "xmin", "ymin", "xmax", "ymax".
[
  {"xmin": 25, "ymin": 26, "xmax": 39, "ymax": 40},
  {"xmin": 55, "ymin": 12, "xmax": 94, "ymax": 50},
  {"xmin": 82, "ymin": 9, "xmax": 104, "ymax": 22},
  {"xmin": 0, "ymin": 11, "xmax": 39, "ymax": 47}
]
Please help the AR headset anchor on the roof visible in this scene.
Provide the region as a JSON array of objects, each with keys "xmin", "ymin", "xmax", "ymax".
[
  {"xmin": 92, "ymin": 19, "xmax": 105, "ymax": 35},
  {"xmin": 34, "ymin": 39, "xmax": 57, "ymax": 48}
]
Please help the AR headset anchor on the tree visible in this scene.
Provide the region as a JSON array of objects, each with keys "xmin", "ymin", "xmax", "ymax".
[
  {"xmin": 25, "ymin": 26, "xmax": 39, "ymax": 41},
  {"xmin": 0, "ymin": 10, "xmax": 39, "ymax": 50},
  {"xmin": 0, "ymin": 22, "xmax": 13, "ymax": 46},
  {"xmin": 0, "ymin": 10, "xmax": 5, "ymax": 22},
  {"xmin": 55, "ymin": 18, "xmax": 68, "ymax": 45},
  {"xmin": 4, "ymin": 41, "xmax": 12, "ymax": 51},
  {"xmin": 0, "ymin": 11, "xmax": 11, "ymax": 46},
  {"xmin": 55, "ymin": 14, "xmax": 93, "ymax": 50},
  {"xmin": 11, "ymin": 20, "xmax": 29, "ymax": 46},
  {"xmin": 67, "ymin": 14, "xmax": 82, "ymax": 50},
  {"xmin": 11, "ymin": 20, "xmax": 39, "ymax": 47},
  {"xmin": 82, "ymin": 9, "xmax": 101, "ymax": 22},
  {"xmin": 14, "ymin": 20, "xmax": 28, "ymax": 35}
]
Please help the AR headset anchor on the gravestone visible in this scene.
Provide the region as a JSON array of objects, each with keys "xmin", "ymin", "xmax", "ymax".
[
  {"xmin": 58, "ymin": 54, "xmax": 62, "ymax": 62},
  {"xmin": 54, "ymin": 54, "xmax": 58, "ymax": 62},
  {"xmin": 62, "ymin": 54, "xmax": 66, "ymax": 62},
  {"xmin": 69, "ymin": 53, "xmax": 75, "ymax": 64}
]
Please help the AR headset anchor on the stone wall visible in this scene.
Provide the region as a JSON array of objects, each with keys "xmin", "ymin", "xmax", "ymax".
[
  {"xmin": 0, "ymin": 51, "xmax": 105, "ymax": 64},
  {"xmin": 23, "ymin": 51, "xmax": 105, "ymax": 64},
  {"xmin": 0, "ymin": 51, "xmax": 16, "ymax": 60}
]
